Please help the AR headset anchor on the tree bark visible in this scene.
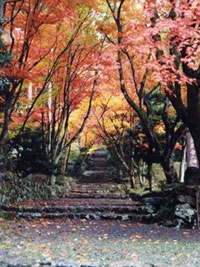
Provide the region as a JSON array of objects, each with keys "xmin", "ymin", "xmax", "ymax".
[
  {"xmin": 61, "ymin": 145, "xmax": 71, "ymax": 174},
  {"xmin": 0, "ymin": 0, "xmax": 5, "ymax": 30},
  {"xmin": 179, "ymin": 139, "xmax": 186, "ymax": 183},
  {"xmin": 147, "ymin": 161, "xmax": 153, "ymax": 192},
  {"xmin": 186, "ymin": 131, "xmax": 199, "ymax": 168},
  {"xmin": 138, "ymin": 159, "xmax": 146, "ymax": 187},
  {"xmin": 160, "ymin": 157, "xmax": 178, "ymax": 184},
  {"xmin": 0, "ymin": 92, "xmax": 12, "ymax": 154},
  {"xmin": 129, "ymin": 174, "xmax": 135, "ymax": 189},
  {"xmin": 0, "ymin": 0, "xmax": 7, "ymax": 155}
]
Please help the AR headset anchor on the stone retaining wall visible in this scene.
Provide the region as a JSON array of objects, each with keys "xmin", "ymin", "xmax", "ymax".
[
  {"xmin": 139, "ymin": 184, "xmax": 199, "ymax": 228},
  {"xmin": 0, "ymin": 173, "xmax": 75, "ymax": 205}
]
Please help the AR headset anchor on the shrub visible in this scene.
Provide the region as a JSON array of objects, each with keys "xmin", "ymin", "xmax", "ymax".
[{"xmin": 11, "ymin": 128, "xmax": 54, "ymax": 176}]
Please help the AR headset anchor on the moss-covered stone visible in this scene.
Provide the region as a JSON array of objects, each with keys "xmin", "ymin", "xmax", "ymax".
[
  {"xmin": 0, "ymin": 172, "xmax": 76, "ymax": 209},
  {"xmin": 0, "ymin": 210, "xmax": 15, "ymax": 220}
]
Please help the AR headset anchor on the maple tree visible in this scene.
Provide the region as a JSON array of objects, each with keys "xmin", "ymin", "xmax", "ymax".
[
  {"xmin": 98, "ymin": 105, "xmax": 148, "ymax": 188},
  {"xmin": 0, "ymin": 0, "xmax": 67, "ymax": 152},
  {"xmin": 150, "ymin": 0, "xmax": 200, "ymax": 165},
  {"xmin": 23, "ymin": 7, "xmax": 103, "ymax": 184},
  {"xmin": 0, "ymin": 0, "xmax": 199, "ymax": 185},
  {"xmin": 0, "ymin": 0, "xmax": 103, "ymax": 179},
  {"xmin": 100, "ymin": 0, "xmax": 186, "ymax": 183}
]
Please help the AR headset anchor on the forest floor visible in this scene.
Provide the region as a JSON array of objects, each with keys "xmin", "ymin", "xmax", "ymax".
[
  {"xmin": 0, "ymin": 217, "xmax": 200, "ymax": 267},
  {"xmin": 0, "ymin": 150, "xmax": 198, "ymax": 267}
]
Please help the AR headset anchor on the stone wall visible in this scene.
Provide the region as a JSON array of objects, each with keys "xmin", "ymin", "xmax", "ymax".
[
  {"xmin": 139, "ymin": 184, "xmax": 199, "ymax": 228},
  {"xmin": 0, "ymin": 173, "xmax": 76, "ymax": 205}
]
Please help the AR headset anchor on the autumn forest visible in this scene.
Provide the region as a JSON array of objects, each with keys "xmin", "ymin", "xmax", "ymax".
[
  {"xmin": 1, "ymin": 0, "xmax": 200, "ymax": 265},
  {"xmin": 0, "ymin": 0, "xmax": 200, "ymax": 188}
]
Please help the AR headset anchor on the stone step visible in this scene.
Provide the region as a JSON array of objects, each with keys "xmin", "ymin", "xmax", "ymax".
[
  {"xmin": 90, "ymin": 151, "xmax": 108, "ymax": 158},
  {"xmin": 89, "ymin": 156, "xmax": 107, "ymax": 161},
  {"xmin": 75, "ymin": 182, "xmax": 121, "ymax": 186},
  {"xmin": 71, "ymin": 185, "xmax": 121, "ymax": 190},
  {"xmin": 80, "ymin": 179, "xmax": 115, "ymax": 184},
  {"xmin": 80, "ymin": 177, "xmax": 114, "ymax": 180},
  {"xmin": 7, "ymin": 198, "xmax": 135, "ymax": 208},
  {"xmin": 89, "ymin": 162, "xmax": 108, "ymax": 168},
  {"xmin": 70, "ymin": 190, "xmax": 118, "ymax": 195},
  {"xmin": 73, "ymin": 185, "xmax": 123, "ymax": 189},
  {"xmin": 73, "ymin": 187, "xmax": 119, "ymax": 191},
  {"xmin": 4, "ymin": 203, "xmax": 154, "ymax": 216},
  {"xmin": 72, "ymin": 192, "xmax": 117, "ymax": 195},
  {"xmin": 83, "ymin": 172, "xmax": 110, "ymax": 177},
  {"xmin": 88, "ymin": 167, "xmax": 109, "ymax": 171},
  {"xmin": 16, "ymin": 211, "xmax": 157, "ymax": 222},
  {"xmin": 89, "ymin": 157, "xmax": 108, "ymax": 161},
  {"xmin": 74, "ymin": 184, "xmax": 119, "ymax": 189},
  {"xmin": 66, "ymin": 193, "xmax": 127, "ymax": 199},
  {"xmin": 4, "ymin": 205, "xmax": 139, "ymax": 214},
  {"xmin": 80, "ymin": 175, "xmax": 114, "ymax": 180}
]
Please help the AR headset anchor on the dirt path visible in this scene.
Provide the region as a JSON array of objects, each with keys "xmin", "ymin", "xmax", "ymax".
[
  {"xmin": 0, "ymin": 218, "xmax": 200, "ymax": 267},
  {"xmin": 1, "ymin": 149, "xmax": 200, "ymax": 266}
]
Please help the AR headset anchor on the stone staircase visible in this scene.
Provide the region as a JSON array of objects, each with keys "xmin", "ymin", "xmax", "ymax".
[
  {"xmin": 80, "ymin": 149, "xmax": 113, "ymax": 183},
  {"xmin": 1, "ymin": 195, "xmax": 156, "ymax": 222},
  {"xmin": 67, "ymin": 183, "xmax": 127, "ymax": 199},
  {"xmin": 1, "ymin": 149, "xmax": 158, "ymax": 223}
]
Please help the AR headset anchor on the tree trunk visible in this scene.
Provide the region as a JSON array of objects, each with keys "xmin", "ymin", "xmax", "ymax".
[
  {"xmin": 0, "ymin": 0, "xmax": 8, "ymax": 155},
  {"xmin": 138, "ymin": 159, "xmax": 146, "ymax": 187},
  {"xmin": 167, "ymin": 77, "xmax": 200, "ymax": 173},
  {"xmin": 186, "ymin": 131, "xmax": 199, "ymax": 168},
  {"xmin": 183, "ymin": 72, "xmax": 200, "ymax": 167},
  {"xmin": 115, "ymin": 162, "xmax": 123, "ymax": 183},
  {"xmin": 48, "ymin": 154, "xmax": 61, "ymax": 185},
  {"xmin": 28, "ymin": 82, "xmax": 32, "ymax": 103},
  {"xmin": 0, "ymin": 93, "xmax": 12, "ymax": 154},
  {"xmin": 179, "ymin": 139, "xmax": 186, "ymax": 183},
  {"xmin": 193, "ymin": 134, "xmax": 200, "ymax": 168},
  {"xmin": 147, "ymin": 161, "xmax": 153, "ymax": 192},
  {"xmin": 49, "ymin": 174, "xmax": 56, "ymax": 186},
  {"xmin": 188, "ymin": 126, "xmax": 200, "ymax": 168},
  {"xmin": 0, "ymin": 0, "xmax": 5, "ymax": 31},
  {"xmin": 61, "ymin": 145, "xmax": 71, "ymax": 174},
  {"xmin": 129, "ymin": 172, "xmax": 135, "ymax": 189},
  {"xmin": 160, "ymin": 157, "xmax": 178, "ymax": 184}
]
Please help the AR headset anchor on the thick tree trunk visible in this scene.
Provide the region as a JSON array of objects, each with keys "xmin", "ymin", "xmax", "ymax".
[
  {"xmin": 186, "ymin": 131, "xmax": 199, "ymax": 168},
  {"xmin": 167, "ymin": 75, "xmax": 200, "ymax": 171},
  {"xmin": 190, "ymin": 129, "xmax": 200, "ymax": 167},
  {"xmin": 186, "ymin": 81, "xmax": 200, "ymax": 166}
]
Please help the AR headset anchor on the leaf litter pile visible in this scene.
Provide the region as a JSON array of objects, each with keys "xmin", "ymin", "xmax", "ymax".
[{"xmin": 0, "ymin": 217, "xmax": 200, "ymax": 266}]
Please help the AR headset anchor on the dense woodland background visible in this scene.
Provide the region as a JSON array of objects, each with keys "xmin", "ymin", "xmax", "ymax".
[{"xmin": 0, "ymin": 0, "xmax": 200, "ymax": 191}]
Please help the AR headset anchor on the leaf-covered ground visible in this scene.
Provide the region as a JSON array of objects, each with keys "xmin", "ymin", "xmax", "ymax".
[{"xmin": 0, "ymin": 218, "xmax": 200, "ymax": 266}]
